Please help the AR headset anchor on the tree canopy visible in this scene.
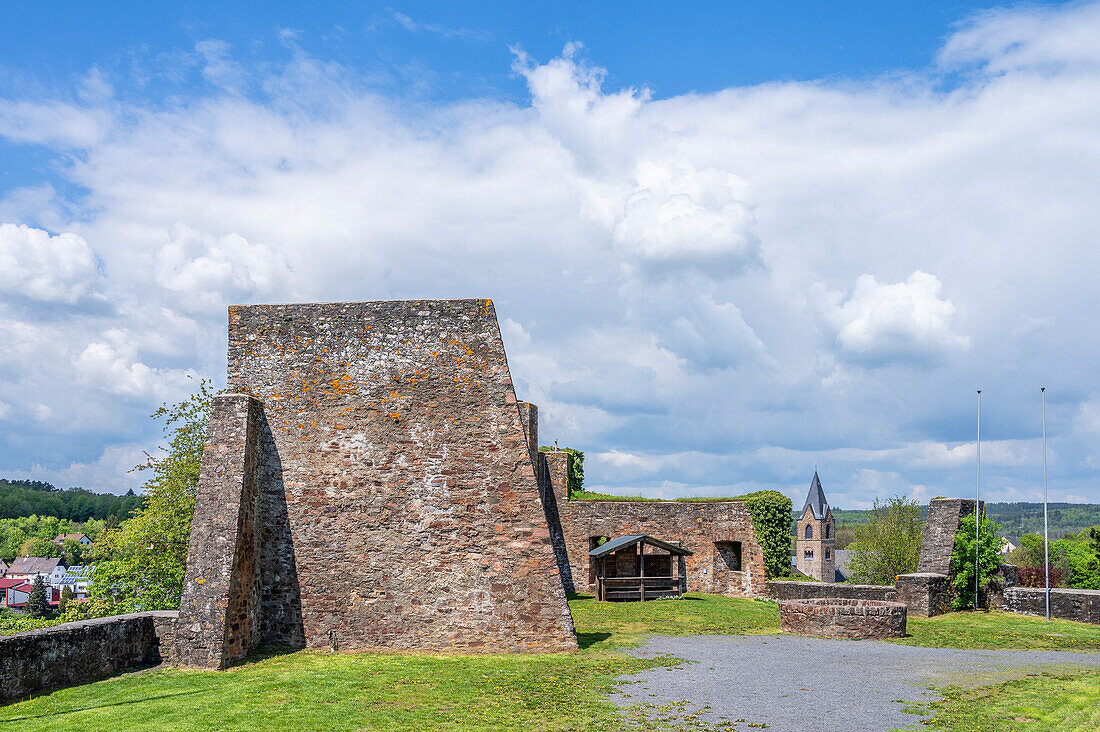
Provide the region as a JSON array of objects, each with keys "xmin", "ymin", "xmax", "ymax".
[
  {"xmin": 846, "ymin": 495, "xmax": 924, "ymax": 585},
  {"xmin": 89, "ymin": 379, "xmax": 214, "ymax": 612}
]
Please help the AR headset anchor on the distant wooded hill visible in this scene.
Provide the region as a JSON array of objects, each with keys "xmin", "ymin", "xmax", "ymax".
[
  {"xmin": 0, "ymin": 478, "xmax": 142, "ymax": 522},
  {"xmin": 827, "ymin": 502, "xmax": 1100, "ymax": 538}
]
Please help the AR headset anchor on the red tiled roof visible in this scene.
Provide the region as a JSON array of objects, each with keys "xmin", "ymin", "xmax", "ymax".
[{"xmin": 0, "ymin": 578, "xmax": 22, "ymax": 589}]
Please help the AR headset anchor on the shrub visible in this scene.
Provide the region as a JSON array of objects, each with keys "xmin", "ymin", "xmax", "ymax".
[{"xmin": 1017, "ymin": 565, "xmax": 1066, "ymax": 587}]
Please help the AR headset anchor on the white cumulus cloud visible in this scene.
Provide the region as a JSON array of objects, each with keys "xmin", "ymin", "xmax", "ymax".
[
  {"xmin": 153, "ymin": 225, "xmax": 292, "ymax": 312},
  {"xmin": 827, "ymin": 271, "xmax": 970, "ymax": 364},
  {"xmin": 0, "ymin": 223, "xmax": 101, "ymax": 303}
]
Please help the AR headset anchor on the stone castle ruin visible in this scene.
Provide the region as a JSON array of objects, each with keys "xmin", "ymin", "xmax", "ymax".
[
  {"xmin": 174, "ymin": 299, "xmax": 779, "ymax": 667},
  {"xmin": 174, "ymin": 298, "xmax": 771, "ymax": 667},
  {"xmin": 176, "ymin": 300, "xmax": 580, "ymax": 666},
  {"xmin": 6, "ymin": 299, "xmax": 1094, "ymax": 700}
]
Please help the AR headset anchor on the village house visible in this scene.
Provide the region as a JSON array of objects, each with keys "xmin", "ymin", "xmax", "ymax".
[
  {"xmin": 54, "ymin": 533, "xmax": 92, "ymax": 546},
  {"xmin": 0, "ymin": 577, "xmax": 20, "ymax": 608},
  {"xmin": 0, "ymin": 559, "xmax": 8, "ymax": 577},
  {"xmin": 53, "ymin": 565, "xmax": 95, "ymax": 598},
  {"xmin": 3, "ymin": 580, "xmax": 60, "ymax": 612},
  {"xmin": 5, "ymin": 557, "xmax": 62, "ymax": 583}
]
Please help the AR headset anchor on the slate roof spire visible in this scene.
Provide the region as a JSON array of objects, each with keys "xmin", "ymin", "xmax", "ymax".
[{"xmin": 803, "ymin": 470, "xmax": 829, "ymax": 520}]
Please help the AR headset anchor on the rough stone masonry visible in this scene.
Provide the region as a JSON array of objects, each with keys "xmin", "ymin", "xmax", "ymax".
[{"xmin": 177, "ymin": 300, "xmax": 577, "ymax": 667}]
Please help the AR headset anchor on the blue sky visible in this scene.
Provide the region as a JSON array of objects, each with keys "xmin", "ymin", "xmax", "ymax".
[{"xmin": 1, "ymin": 1, "xmax": 1098, "ymax": 514}]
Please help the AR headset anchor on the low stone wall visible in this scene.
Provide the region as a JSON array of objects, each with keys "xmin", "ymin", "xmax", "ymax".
[
  {"xmin": 1004, "ymin": 587, "xmax": 1100, "ymax": 624},
  {"xmin": 0, "ymin": 611, "xmax": 179, "ymax": 705},
  {"xmin": 778, "ymin": 598, "xmax": 907, "ymax": 639},
  {"xmin": 896, "ymin": 573, "xmax": 952, "ymax": 618},
  {"xmin": 764, "ymin": 581, "xmax": 897, "ymax": 602}
]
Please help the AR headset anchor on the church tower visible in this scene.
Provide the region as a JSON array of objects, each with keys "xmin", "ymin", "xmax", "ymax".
[{"xmin": 796, "ymin": 471, "xmax": 835, "ymax": 582}]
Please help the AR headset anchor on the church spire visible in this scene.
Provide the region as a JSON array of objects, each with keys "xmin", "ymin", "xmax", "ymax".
[{"xmin": 803, "ymin": 470, "xmax": 829, "ymax": 520}]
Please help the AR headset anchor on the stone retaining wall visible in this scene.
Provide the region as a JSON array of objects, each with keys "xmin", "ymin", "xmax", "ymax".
[
  {"xmin": 895, "ymin": 573, "xmax": 952, "ymax": 618},
  {"xmin": 1004, "ymin": 586, "xmax": 1100, "ymax": 624},
  {"xmin": 778, "ymin": 598, "xmax": 907, "ymax": 639},
  {"xmin": 0, "ymin": 611, "xmax": 179, "ymax": 704},
  {"xmin": 764, "ymin": 580, "xmax": 896, "ymax": 602}
]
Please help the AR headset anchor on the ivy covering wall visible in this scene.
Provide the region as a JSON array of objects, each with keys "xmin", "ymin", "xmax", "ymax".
[{"xmin": 742, "ymin": 490, "xmax": 794, "ymax": 579}]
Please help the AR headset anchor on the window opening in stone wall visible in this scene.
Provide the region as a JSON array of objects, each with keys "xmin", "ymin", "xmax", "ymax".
[
  {"xmin": 804, "ymin": 549, "xmax": 814, "ymax": 559},
  {"xmin": 825, "ymin": 523, "xmax": 831, "ymax": 539},
  {"xmin": 825, "ymin": 549, "xmax": 831, "ymax": 560},
  {"xmin": 715, "ymin": 541, "xmax": 742, "ymax": 572},
  {"xmin": 805, "ymin": 524, "xmax": 813, "ymax": 539}
]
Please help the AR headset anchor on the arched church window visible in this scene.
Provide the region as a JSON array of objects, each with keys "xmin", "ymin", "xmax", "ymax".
[
  {"xmin": 825, "ymin": 523, "xmax": 831, "ymax": 539},
  {"xmin": 805, "ymin": 524, "xmax": 813, "ymax": 539}
]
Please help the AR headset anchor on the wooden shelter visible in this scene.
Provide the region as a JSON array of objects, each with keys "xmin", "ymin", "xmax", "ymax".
[{"xmin": 589, "ymin": 534, "xmax": 693, "ymax": 602}]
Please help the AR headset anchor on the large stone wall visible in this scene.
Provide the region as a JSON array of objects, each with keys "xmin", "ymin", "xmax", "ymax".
[
  {"xmin": 0, "ymin": 611, "xmax": 179, "ymax": 704},
  {"xmin": 764, "ymin": 581, "xmax": 897, "ymax": 602},
  {"xmin": 543, "ymin": 451, "xmax": 766, "ymax": 597},
  {"xmin": 1004, "ymin": 587, "xmax": 1100, "ymax": 624},
  {"xmin": 176, "ymin": 394, "xmax": 263, "ymax": 668},
  {"xmin": 176, "ymin": 299, "xmax": 576, "ymax": 662}
]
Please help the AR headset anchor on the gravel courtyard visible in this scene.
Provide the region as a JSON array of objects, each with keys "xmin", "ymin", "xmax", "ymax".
[{"xmin": 612, "ymin": 634, "xmax": 1100, "ymax": 731}]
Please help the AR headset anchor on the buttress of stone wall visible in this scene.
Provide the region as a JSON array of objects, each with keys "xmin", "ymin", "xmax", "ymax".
[
  {"xmin": 536, "ymin": 451, "xmax": 576, "ymax": 595},
  {"xmin": 917, "ymin": 498, "xmax": 982, "ymax": 575},
  {"xmin": 176, "ymin": 394, "xmax": 263, "ymax": 669},
  {"xmin": 226, "ymin": 299, "xmax": 577, "ymax": 653}
]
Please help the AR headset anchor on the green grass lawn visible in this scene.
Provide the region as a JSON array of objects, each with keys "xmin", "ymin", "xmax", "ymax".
[
  {"xmin": 570, "ymin": 592, "xmax": 779, "ymax": 644},
  {"xmin": 1, "ymin": 595, "xmax": 1098, "ymax": 731},
  {"xmin": 921, "ymin": 669, "xmax": 1100, "ymax": 731},
  {"xmin": 896, "ymin": 609, "xmax": 1100, "ymax": 651},
  {"xmin": 0, "ymin": 646, "xmax": 679, "ymax": 731}
]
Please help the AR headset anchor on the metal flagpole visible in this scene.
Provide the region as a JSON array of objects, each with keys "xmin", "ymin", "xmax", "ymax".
[
  {"xmin": 1042, "ymin": 387, "xmax": 1050, "ymax": 621},
  {"xmin": 976, "ymin": 389, "xmax": 981, "ymax": 609}
]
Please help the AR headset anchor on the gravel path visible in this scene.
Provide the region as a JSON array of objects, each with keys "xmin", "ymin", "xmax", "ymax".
[{"xmin": 612, "ymin": 635, "xmax": 1100, "ymax": 731}]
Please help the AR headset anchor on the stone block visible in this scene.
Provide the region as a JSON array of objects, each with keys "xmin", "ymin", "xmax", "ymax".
[{"xmin": 896, "ymin": 572, "xmax": 952, "ymax": 618}]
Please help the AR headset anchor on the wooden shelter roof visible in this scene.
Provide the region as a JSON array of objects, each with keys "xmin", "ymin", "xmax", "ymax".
[{"xmin": 588, "ymin": 534, "xmax": 693, "ymax": 558}]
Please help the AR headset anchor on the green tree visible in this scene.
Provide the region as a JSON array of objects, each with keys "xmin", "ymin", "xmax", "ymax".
[
  {"xmin": 1018, "ymin": 533, "xmax": 1047, "ymax": 567},
  {"xmin": 18, "ymin": 537, "xmax": 61, "ymax": 558},
  {"xmin": 92, "ymin": 379, "xmax": 215, "ymax": 611},
  {"xmin": 846, "ymin": 495, "xmax": 925, "ymax": 585},
  {"xmin": 950, "ymin": 510, "xmax": 1003, "ymax": 609},
  {"xmin": 61, "ymin": 538, "xmax": 85, "ymax": 566},
  {"xmin": 27, "ymin": 575, "xmax": 50, "ymax": 618},
  {"xmin": 1050, "ymin": 535, "xmax": 1100, "ymax": 590},
  {"xmin": 59, "ymin": 584, "xmax": 74, "ymax": 613}
]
